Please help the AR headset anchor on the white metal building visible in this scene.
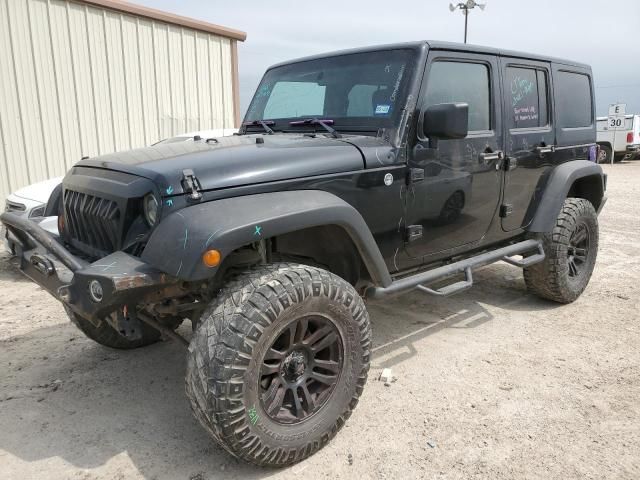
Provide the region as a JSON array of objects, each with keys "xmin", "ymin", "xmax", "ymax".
[{"xmin": 0, "ymin": 0, "xmax": 246, "ymax": 201}]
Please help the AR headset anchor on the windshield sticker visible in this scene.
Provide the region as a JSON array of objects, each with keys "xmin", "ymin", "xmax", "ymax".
[{"xmin": 375, "ymin": 104, "xmax": 391, "ymax": 115}]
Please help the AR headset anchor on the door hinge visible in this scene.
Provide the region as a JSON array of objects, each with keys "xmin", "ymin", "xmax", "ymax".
[
  {"xmin": 181, "ymin": 169, "xmax": 202, "ymax": 201},
  {"xmin": 500, "ymin": 204, "xmax": 513, "ymax": 217},
  {"xmin": 405, "ymin": 224, "xmax": 423, "ymax": 242},
  {"xmin": 407, "ymin": 168, "xmax": 425, "ymax": 184}
]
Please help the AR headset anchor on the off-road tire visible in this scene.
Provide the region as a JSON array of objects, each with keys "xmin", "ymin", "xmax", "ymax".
[
  {"xmin": 597, "ymin": 145, "xmax": 612, "ymax": 164},
  {"xmin": 64, "ymin": 306, "xmax": 172, "ymax": 349},
  {"xmin": 185, "ymin": 263, "xmax": 371, "ymax": 467},
  {"xmin": 524, "ymin": 198, "xmax": 598, "ymax": 303}
]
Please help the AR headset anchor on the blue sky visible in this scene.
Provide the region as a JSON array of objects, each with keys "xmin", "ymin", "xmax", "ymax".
[{"xmin": 137, "ymin": 0, "xmax": 640, "ymax": 117}]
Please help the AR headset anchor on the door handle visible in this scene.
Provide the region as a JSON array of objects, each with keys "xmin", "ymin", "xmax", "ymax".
[
  {"xmin": 479, "ymin": 150, "xmax": 504, "ymax": 162},
  {"xmin": 535, "ymin": 145, "xmax": 555, "ymax": 154}
]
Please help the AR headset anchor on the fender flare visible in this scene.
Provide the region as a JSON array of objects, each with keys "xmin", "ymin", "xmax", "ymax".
[
  {"xmin": 141, "ymin": 190, "xmax": 393, "ymax": 286},
  {"xmin": 527, "ymin": 160, "xmax": 605, "ymax": 233}
]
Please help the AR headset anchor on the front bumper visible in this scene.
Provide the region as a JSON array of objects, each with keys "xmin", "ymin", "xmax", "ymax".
[{"xmin": 1, "ymin": 211, "xmax": 177, "ymax": 321}]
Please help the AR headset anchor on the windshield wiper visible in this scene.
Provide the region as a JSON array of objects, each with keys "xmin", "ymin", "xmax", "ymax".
[
  {"xmin": 243, "ymin": 120, "xmax": 275, "ymax": 135},
  {"xmin": 289, "ymin": 118, "xmax": 341, "ymax": 138}
]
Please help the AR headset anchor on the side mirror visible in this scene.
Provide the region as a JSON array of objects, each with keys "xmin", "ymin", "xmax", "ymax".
[{"xmin": 422, "ymin": 103, "xmax": 469, "ymax": 142}]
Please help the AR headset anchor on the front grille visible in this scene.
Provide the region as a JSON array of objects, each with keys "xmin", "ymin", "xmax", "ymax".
[
  {"xmin": 5, "ymin": 200, "xmax": 26, "ymax": 212},
  {"xmin": 63, "ymin": 190, "xmax": 120, "ymax": 255}
]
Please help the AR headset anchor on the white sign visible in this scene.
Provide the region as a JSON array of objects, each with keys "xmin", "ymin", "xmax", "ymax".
[
  {"xmin": 608, "ymin": 116, "xmax": 626, "ymax": 130},
  {"xmin": 608, "ymin": 103, "xmax": 626, "ymax": 116}
]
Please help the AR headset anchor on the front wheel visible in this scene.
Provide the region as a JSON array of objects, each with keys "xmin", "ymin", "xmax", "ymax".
[
  {"xmin": 64, "ymin": 306, "xmax": 170, "ymax": 349},
  {"xmin": 185, "ymin": 264, "xmax": 371, "ymax": 467},
  {"xmin": 524, "ymin": 198, "xmax": 598, "ymax": 303}
]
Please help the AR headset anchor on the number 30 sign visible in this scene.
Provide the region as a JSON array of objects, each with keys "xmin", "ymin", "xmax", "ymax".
[{"xmin": 608, "ymin": 103, "xmax": 626, "ymax": 131}]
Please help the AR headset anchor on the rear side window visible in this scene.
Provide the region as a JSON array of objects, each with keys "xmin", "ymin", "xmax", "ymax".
[
  {"xmin": 506, "ymin": 66, "xmax": 549, "ymax": 129},
  {"xmin": 424, "ymin": 61, "xmax": 491, "ymax": 132},
  {"xmin": 555, "ymin": 71, "xmax": 593, "ymax": 128}
]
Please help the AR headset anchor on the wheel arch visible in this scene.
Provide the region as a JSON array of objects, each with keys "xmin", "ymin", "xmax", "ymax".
[
  {"xmin": 596, "ymin": 141, "xmax": 613, "ymax": 151},
  {"xmin": 141, "ymin": 190, "xmax": 392, "ymax": 287},
  {"xmin": 269, "ymin": 224, "xmax": 364, "ymax": 286},
  {"xmin": 527, "ymin": 160, "xmax": 606, "ymax": 233}
]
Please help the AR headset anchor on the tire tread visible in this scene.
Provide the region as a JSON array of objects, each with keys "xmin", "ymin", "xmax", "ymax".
[{"xmin": 185, "ymin": 263, "xmax": 371, "ymax": 467}]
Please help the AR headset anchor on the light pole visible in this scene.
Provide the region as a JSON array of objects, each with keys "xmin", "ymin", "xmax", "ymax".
[{"xmin": 449, "ymin": 1, "xmax": 486, "ymax": 44}]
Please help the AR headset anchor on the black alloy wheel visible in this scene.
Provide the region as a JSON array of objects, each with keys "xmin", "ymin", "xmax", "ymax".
[
  {"xmin": 567, "ymin": 222, "xmax": 590, "ymax": 279},
  {"xmin": 524, "ymin": 197, "xmax": 599, "ymax": 303},
  {"xmin": 260, "ymin": 315, "xmax": 343, "ymax": 424}
]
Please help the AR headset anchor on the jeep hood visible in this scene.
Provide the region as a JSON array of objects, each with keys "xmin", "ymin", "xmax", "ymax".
[{"xmin": 76, "ymin": 134, "xmax": 366, "ymax": 196}]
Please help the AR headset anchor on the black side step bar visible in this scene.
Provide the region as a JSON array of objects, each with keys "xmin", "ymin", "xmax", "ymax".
[{"xmin": 365, "ymin": 239, "xmax": 545, "ymax": 299}]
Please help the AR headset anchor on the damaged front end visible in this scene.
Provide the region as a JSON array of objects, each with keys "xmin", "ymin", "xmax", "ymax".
[{"xmin": 1, "ymin": 211, "xmax": 202, "ymax": 344}]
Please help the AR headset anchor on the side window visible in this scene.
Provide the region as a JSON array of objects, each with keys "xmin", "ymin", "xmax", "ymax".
[
  {"xmin": 555, "ymin": 71, "xmax": 593, "ymax": 128},
  {"xmin": 263, "ymin": 82, "xmax": 326, "ymax": 119},
  {"xmin": 505, "ymin": 66, "xmax": 549, "ymax": 129},
  {"xmin": 424, "ymin": 61, "xmax": 491, "ymax": 132}
]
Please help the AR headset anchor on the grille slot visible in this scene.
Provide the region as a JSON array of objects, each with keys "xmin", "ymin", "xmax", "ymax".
[
  {"xmin": 63, "ymin": 190, "xmax": 120, "ymax": 255},
  {"xmin": 5, "ymin": 200, "xmax": 26, "ymax": 212}
]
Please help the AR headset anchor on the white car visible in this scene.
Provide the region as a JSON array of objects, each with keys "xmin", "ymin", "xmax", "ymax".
[
  {"xmin": 5, "ymin": 176, "xmax": 63, "ymax": 219},
  {"xmin": 3, "ymin": 129, "xmax": 237, "ymax": 251},
  {"xmin": 596, "ymin": 114, "xmax": 640, "ymax": 163}
]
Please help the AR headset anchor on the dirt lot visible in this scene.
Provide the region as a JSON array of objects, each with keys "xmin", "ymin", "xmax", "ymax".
[{"xmin": 1, "ymin": 163, "xmax": 639, "ymax": 480}]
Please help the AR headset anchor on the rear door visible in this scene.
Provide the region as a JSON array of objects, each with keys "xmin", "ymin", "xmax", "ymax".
[{"xmin": 500, "ymin": 58, "xmax": 555, "ymax": 231}]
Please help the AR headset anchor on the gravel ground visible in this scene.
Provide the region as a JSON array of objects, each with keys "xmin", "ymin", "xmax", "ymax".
[{"xmin": 1, "ymin": 162, "xmax": 639, "ymax": 480}]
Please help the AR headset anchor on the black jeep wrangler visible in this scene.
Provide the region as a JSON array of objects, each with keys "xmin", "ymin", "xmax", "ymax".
[{"xmin": 2, "ymin": 41, "xmax": 606, "ymax": 467}]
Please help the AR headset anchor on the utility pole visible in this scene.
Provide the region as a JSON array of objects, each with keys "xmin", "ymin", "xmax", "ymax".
[{"xmin": 449, "ymin": 1, "xmax": 486, "ymax": 44}]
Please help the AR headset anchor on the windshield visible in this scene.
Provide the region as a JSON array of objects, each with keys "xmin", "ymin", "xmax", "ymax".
[{"xmin": 244, "ymin": 49, "xmax": 417, "ymax": 132}]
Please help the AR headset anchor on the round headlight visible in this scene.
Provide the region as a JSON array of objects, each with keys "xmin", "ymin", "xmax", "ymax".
[{"xmin": 143, "ymin": 193, "xmax": 159, "ymax": 226}]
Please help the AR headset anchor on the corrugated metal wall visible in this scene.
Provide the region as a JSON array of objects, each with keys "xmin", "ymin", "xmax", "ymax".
[{"xmin": 0, "ymin": 0, "xmax": 237, "ymax": 201}]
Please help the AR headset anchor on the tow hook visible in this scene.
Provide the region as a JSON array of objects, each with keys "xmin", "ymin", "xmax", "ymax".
[{"xmin": 30, "ymin": 253, "xmax": 55, "ymax": 276}]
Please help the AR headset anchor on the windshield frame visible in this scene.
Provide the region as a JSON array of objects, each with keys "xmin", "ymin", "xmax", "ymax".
[{"xmin": 242, "ymin": 47, "xmax": 422, "ymax": 137}]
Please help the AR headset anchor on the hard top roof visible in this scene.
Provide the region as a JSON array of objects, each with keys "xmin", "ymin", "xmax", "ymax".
[{"xmin": 268, "ymin": 40, "xmax": 589, "ymax": 71}]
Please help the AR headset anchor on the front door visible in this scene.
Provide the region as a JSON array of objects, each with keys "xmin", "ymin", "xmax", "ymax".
[
  {"xmin": 500, "ymin": 59, "xmax": 555, "ymax": 231},
  {"xmin": 406, "ymin": 51, "xmax": 503, "ymax": 259}
]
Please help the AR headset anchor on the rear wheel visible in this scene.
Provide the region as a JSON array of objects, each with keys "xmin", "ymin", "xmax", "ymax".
[
  {"xmin": 597, "ymin": 145, "xmax": 612, "ymax": 163},
  {"xmin": 185, "ymin": 263, "xmax": 371, "ymax": 467},
  {"xmin": 524, "ymin": 198, "xmax": 598, "ymax": 303}
]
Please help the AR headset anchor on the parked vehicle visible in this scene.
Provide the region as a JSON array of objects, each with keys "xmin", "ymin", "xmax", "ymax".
[
  {"xmin": 1, "ymin": 41, "xmax": 606, "ymax": 467},
  {"xmin": 4, "ymin": 176, "xmax": 64, "ymax": 219},
  {"xmin": 3, "ymin": 177, "xmax": 64, "ymax": 251},
  {"xmin": 596, "ymin": 114, "xmax": 640, "ymax": 162},
  {"xmin": 2, "ymin": 130, "xmax": 237, "ymax": 252}
]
